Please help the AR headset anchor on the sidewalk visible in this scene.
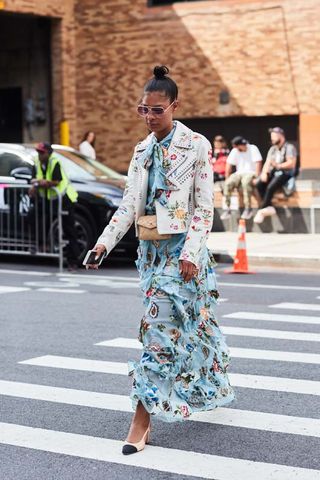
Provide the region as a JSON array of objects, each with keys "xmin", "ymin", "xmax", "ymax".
[{"xmin": 207, "ymin": 233, "xmax": 320, "ymax": 269}]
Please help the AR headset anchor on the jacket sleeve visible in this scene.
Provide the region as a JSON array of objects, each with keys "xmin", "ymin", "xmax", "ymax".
[
  {"xmin": 179, "ymin": 138, "xmax": 213, "ymax": 268},
  {"xmin": 96, "ymin": 151, "xmax": 138, "ymax": 254}
]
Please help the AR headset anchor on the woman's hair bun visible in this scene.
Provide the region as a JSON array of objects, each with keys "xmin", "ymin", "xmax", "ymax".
[{"xmin": 153, "ymin": 65, "xmax": 169, "ymax": 80}]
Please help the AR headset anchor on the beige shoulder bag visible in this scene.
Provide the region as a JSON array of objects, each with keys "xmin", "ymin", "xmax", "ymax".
[{"xmin": 137, "ymin": 215, "xmax": 172, "ymax": 241}]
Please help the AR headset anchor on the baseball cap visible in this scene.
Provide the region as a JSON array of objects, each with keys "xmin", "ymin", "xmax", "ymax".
[
  {"xmin": 269, "ymin": 127, "xmax": 285, "ymax": 135},
  {"xmin": 35, "ymin": 142, "xmax": 52, "ymax": 153},
  {"xmin": 231, "ymin": 136, "xmax": 248, "ymax": 146}
]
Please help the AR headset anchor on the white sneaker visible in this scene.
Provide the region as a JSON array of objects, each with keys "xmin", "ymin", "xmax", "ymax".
[
  {"xmin": 220, "ymin": 209, "xmax": 232, "ymax": 220},
  {"xmin": 241, "ymin": 208, "xmax": 253, "ymax": 220},
  {"xmin": 262, "ymin": 206, "xmax": 276, "ymax": 217},
  {"xmin": 253, "ymin": 209, "xmax": 265, "ymax": 224}
]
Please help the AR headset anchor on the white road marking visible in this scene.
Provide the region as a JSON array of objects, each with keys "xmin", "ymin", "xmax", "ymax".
[
  {"xmin": 37, "ymin": 288, "xmax": 86, "ymax": 294},
  {"xmin": 0, "ymin": 423, "xmax": 319, "ymax": 480},
  {"xmin": 0, "ymin": 380, "xmax": 318, "ymax": 438},
  {"xmin": 219, "ymin": 281, "xmax": 320, "ymax": 292},
  {"xmin": 230, "ymin": 347, "xmax": 320, "ymax": 364},
  {"xmin": 96, "ymin": 337, "xmax": 320, "ymax": 365},
  {"xmin": 0, "ymin": 286, "xmax": 30, "ymax": 294},
  {"xmin": 224, "ymin": 311, "xmax": 320, "ymax": 325},
  {"xmin": 270, "ymin": 303, "xmax": 320, "ymax": 312},
  {"xmin": 221, "ymin": 326, "xmax": 320, "ymax": 342},
  {"xmin": 25, "ymin": 281, "xmax": 80, "ymax": 288},
  {"xmin": 19, "ymin": 355, "xmax": 128, "ymax": 375},
  {"xmin": 0, "ymin": 269, "xmax": 51, "ymax": 276},
  {"xmin": 18, "ymin": 356, "xmax": 320, "ymax": 396},
  {"xmin": 58, "ymin": 273, "xmax": 140, "ymax": 282},
  {"xmin": 59, "ymin": 277, "xmax": 139, "ymax": 289}
]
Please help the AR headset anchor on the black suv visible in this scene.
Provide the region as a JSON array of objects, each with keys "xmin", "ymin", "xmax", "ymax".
[{"xmin": 0, "ymin": 143, "xmax": 137, "ymax": 258}]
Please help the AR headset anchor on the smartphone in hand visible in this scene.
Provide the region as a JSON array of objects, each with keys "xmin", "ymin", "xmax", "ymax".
[{"xmin": 82, "ymin": 249, "xmax": 106, "ymax": 267}]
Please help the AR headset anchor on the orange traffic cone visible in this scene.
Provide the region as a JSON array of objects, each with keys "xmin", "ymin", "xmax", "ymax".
[{"xmin": 224, "ymin": 219, "xmax": 255, "ymax": 274}]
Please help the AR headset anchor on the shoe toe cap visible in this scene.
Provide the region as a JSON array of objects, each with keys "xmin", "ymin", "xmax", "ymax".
[{"xmin": 122, "ymin": 444, "xmax": 138, "ymax": 455}]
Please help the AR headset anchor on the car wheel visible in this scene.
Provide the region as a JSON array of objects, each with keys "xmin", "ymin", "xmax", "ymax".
[
  {"xmin": 49, "ymin": 213, "xmax": 95, "ymax": 262},
  {"xmin": 74, "ymin": 213, "xmax": 95, "ymax": 261}
]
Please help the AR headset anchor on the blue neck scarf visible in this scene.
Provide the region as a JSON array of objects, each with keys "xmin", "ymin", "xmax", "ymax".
[
  {"xmin": 143, "ymin": 125, "xmax": 176, "ymax": 212},
  {"xmin": 139, "ymin": 124, "xmax": 176, "ymax": 172}
]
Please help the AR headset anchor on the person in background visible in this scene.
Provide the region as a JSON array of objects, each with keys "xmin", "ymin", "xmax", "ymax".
[
  {"xmin": 29, "ymin": 142, "xmax": 81, "ymax": 271},
  {"xmin": 212, "ymin": 135, "xmax": 229, "ymax": 182},
  {"xmin": 79, "ymin": 131, "xmax": 96, "ymax": 159},
  {"xmin": 220, "ymin": 136, "xmax": 262, "ymax": 220},
  {"xmin": 253, "ymin": 127, "xmax": 297, "ymax": 224}
]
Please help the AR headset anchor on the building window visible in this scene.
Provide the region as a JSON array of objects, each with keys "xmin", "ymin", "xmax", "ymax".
[{"xmin": 149, "ymin": 0, "xmax": 209, "ymax": 6}]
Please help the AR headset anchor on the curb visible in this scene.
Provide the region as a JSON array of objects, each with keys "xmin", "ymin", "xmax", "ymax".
[{"xmin": 213, "ymin": 252, "xmax": 320, "ymax": 270}]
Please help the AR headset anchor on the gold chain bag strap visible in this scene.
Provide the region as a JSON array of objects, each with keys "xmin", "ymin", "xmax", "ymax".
[{"xmin": 137, "ymin": 215, "xmax": 172, "ymax": 241}]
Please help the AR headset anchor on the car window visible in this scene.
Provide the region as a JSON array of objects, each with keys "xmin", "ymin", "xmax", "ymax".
[
  {"xmin": 55, "ymin": 149, "xmax": 123, "ymax": 180},
  {"xmin": 53, "ymin": 152, "xmax": 96, "ymax": 181},
  {"xmin": 0, "ymin": 151, "xmax": 29, "ymax": 176}
]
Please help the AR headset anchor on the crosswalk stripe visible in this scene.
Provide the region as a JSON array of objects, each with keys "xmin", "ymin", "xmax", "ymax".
[
  {"xmin": 221, "ymin": 326, "xmax": 320, "ymax": 342},
  {"xmin": 223, "ymin": 311, "xmax": 320, "ymax": 325},
  {"xmin": 270, "ymin": 303, "xmax": 320, "ymax": 312},
  {"xmin": 59, "ymin": 277, "xmax": 139, "ymax": 289},
  {"xmin": 18, "ymin": 356, "xmax": 320, "ymax": 396},
  {"xmin": 96, "ymin": 338, "xmax": 320, "ymax": 365},
  {"xmin": 0, "ymin": 269, "xmax": 51, "ymax": 276},
  {"xmin": 1, "ymin": 422, "xmax": 319, "ymax": 480},
  {"xmin": 37, "ymin": 288, "xmax": 86, "ymax": 294},
  {"xmin": 0, "ymin": 286, "xmax": 30, "ymax": 294},
  {"xmin": 101, "ymin": 326, "xmax": 320, "ymax": 345},
  {"xmin": 58, "ymin": 273, "xmax": 140, "ymax": 282},
  {"xmin": 219, "ymin": 281, "xmax": 320, "ymax": 292},
  {"xmin": 25, "ymin": 281, "xmax": 80, "ymax": 288},
  {"xmin": 231, "ymin": 348, "xmax": 320, "ymax": 364},
  {"xmin": 0, "ymin": 380, "xmax": 318, "ymax": 438},
  {"xmin": 19, "ymin": 355, "xmax": 128, "ymax": 375}
]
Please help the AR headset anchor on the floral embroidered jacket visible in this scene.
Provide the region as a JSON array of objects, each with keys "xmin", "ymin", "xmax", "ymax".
[{"xmin": 97, "ymin": 120, "xmax": 213, "ymax": 267}]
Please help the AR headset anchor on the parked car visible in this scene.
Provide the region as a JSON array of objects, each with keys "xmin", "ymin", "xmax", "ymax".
[{"xmin": 0, "ymin": 143, "xmax": 137, "ymax": 259}]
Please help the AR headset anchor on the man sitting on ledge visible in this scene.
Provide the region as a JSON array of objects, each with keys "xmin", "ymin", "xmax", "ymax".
[
  {"xmin": 221, "ymin": 136, "xmax": 262, "ymax": 221},
  {"xmin": 254, "ymin": 127, "xmax": 297, "ymax": 224}
]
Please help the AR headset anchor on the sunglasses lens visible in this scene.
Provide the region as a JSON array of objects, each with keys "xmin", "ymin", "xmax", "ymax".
[
  {"xmin": 151, "ymin": 107, "xmax": 165, "ymax": 115},
  {"xmin": 137, "ymin": 106, "xmax": 148, "ymax": 116}
]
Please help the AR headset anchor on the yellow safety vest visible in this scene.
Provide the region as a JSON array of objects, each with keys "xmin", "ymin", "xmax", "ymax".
[{"xmin": 35, "ymin": 154, "xmax": 78, "ymax": 203}]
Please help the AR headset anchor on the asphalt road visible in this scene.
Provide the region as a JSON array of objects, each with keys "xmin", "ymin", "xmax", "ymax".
[{"xmin": 0, "ymin": 257, "xmax": 320, "ymax": 480}]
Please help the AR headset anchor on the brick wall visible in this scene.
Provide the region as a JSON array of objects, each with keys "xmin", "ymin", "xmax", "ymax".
[
  {"xmin": 2, "ymin": 0, "xmax": 320, "ymax": 171},
  {"xmin": 75, "ymin": 0, "xmax": 320, "ymax": 172}
]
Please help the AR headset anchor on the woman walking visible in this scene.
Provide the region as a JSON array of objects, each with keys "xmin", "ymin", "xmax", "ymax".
[
  {"xmin": 79, "ymin": 131, "xmax": 96, "ymax": 159},
  {"xmin": 87, "ymin": 66, "xmax": 234, "ymax": 455}
]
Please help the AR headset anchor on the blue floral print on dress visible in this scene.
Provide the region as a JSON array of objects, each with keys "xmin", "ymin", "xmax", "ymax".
[{"xmin": 128, "ymin": 126, "xmax": 235, "ymax": 422}]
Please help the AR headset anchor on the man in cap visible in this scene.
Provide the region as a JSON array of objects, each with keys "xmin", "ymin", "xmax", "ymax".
[
  {"xmin": 220, "ymin": 136, "xmax": 262, "ymax": 220},
  {"xmin": 253, "ymin": 127, "xmax": 297, "ymax": 224},
  {"xmin": 30, "ymin": 142, "xmax": 80, "ymax": 270}
]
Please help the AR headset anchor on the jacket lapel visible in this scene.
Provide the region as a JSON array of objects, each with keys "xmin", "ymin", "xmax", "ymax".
[
  {"xmin": 135, "ymin": 121, "xmax": 195, "ymax": 193},
  {"xmin": 165, "ymin": 121, "xmax": 194, "ymax": 188}
]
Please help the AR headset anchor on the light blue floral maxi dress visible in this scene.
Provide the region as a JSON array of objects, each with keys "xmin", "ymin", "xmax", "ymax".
[{"xmin": 129, "ymin": 127, "xmax": 235, "ymax": 422}]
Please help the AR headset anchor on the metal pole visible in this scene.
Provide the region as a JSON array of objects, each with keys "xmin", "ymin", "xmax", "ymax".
[
  {"xmin": 310, "ymin": 205, "xmax": 315, "ymax": 235},
  {"xmin": 60, "ymin": 120, "xmax": 70, "ymax": 147},
  {"xmin": 56, "ymin": 189, "xmax": 64, "ymax": 273}
]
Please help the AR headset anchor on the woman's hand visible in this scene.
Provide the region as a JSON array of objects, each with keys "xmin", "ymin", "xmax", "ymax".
[
  {"xmin": 260, "ymin": 171, "xmax": 268, "ymax": 183},
  {"xmin": 85, "ymin": 244, "xmax": 107, "ymax": 270},
  {"xmin": 179, "ymin": 260, "xmax": 198, "ymax": 282}
]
